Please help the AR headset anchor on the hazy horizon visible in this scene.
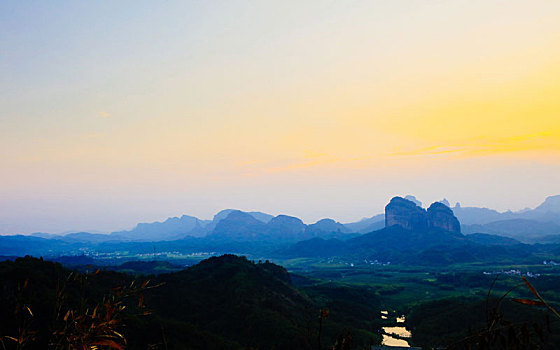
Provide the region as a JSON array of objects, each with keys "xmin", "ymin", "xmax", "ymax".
[
  {"xmin": 2, "ymin": 1, "xmax": 559, "ymax": 234},
  {"xmin": 2, "ymin": 193, "xmax": 558, "ymax": 236}
]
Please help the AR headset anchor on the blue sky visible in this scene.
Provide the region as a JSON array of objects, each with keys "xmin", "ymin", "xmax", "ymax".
[{"xmin": 1, "ymin": 1, "xmax": 559, "ymax": 234}]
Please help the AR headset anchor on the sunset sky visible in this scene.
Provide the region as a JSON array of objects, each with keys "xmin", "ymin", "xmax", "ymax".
[{"xmin": 1, "ymin": 1, "xmax": 559, "ymax": 234}]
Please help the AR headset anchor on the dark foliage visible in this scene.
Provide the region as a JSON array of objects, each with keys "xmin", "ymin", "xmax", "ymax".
[{"xmin": 0, "ymin": 255, "xmax": 380, "ymax": 350}]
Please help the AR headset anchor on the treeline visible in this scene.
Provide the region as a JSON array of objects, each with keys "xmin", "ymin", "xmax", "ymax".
[{"xmin": 0, "ymin": 255, "xmax": 381, "ymax": 350}]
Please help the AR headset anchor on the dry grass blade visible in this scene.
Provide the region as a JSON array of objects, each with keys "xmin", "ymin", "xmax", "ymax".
[
  {"xmin": 111, "ymin": 331, "xmax": 124, "ymax": 339},
  {"xmin": 512, "ymin": 298, "xmax": 546, "ymax": 306},
  {"xmin": 522, "ymin": 276, "xmax": 540, "ymax": 299},
  {"xmin": 522, "ymin": 276, "xmax": 560, "ymax": 320},
  {"xmin": 90, "ymin": 339, "xmax": 124, "ymax": 349}
]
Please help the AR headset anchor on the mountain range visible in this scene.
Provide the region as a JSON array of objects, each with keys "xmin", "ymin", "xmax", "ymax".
[
  {"xmin": 1, "ymin": 195, "xmax": 560, "ymax": 265},
  {"xmin": 19, "ymin": 195, "xmax": 560, "ymax": 244},
  {"xmin": 277, "ymin": 197, "xmax": 539, "ymax": 265}
]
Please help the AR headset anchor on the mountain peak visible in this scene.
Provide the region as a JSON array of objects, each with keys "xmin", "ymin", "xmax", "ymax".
[
  {"xmin": 427, "ymin": 202, "xmax": 461, "ymax": 233},
  {"xmin": 404, "ymin": 195, "xmax": 422, "ymax": 207},
  {"xmin": 308, "ymin": 218, "xmax": 349, "ymax": 233},
  {"xmin": 267, "ymin": 215, "xmax": 306, "ymax": 238},
  {"xmin": 385, "ymin": 197, "xmax": 461, "ymax": 233},
  {"xmin": 385, "ymin": 196, "xmax": 428, "ymax": 231},
  {"xmin": 534, "ymin": 195, "xmax": 560, "ymax": 213},
  {"xmin": 212, "ymin": 209, "xmax": 274, "ymax": 224},
  {"xmin": 269, "ymin": 215, "xmax": 304, "ymax": 226},
  {"xmin": 222, "ymin": 210, "xmax": 262, "ymax": 224}
]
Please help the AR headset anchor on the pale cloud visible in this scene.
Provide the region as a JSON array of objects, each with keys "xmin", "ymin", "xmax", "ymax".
[
  {"xmin": 391, "ymin": 132, "xmax": 560, "ymax": 159},
  {"xmin": 96, "ymin": 111, "xmax": 110, "ymax": 118},
  {"xmin": 390, "ymin": 145, "xmax": 467, "ymax": 157},
  {"xmin": 232, "ymin": 130, "xmax": 560, "ymax": 175}
]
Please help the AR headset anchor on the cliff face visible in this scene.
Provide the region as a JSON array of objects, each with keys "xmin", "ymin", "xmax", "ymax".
[
  {"xmin": 385, "ymin": 197, "xmax": 428, "ymax": 231},
  {"xmin": 427, "ymin": 202, "xmax": 461, "ymax": 233},
  {"xmin": 385, "ymin": 197, "xmax": 461, "ymax": 234}
]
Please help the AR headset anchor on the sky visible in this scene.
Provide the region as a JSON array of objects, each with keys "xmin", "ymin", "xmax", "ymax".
[{"xmin": 1, "ymin": 1, "xmax": 559, "ymax": 234}]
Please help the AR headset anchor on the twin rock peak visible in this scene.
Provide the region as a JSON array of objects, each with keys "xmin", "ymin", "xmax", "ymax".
[{"xmin": 385, "ymin": 196, "xmax": 461, "ymax": 234}]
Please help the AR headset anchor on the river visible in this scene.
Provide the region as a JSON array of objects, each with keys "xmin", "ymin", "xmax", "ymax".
[{"xmin": 380, "ymin": 311, "xmax": 412, "ymax": 347}]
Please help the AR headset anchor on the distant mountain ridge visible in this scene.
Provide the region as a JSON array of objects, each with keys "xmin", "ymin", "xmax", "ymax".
[
  {"xmin": 6, "ymin": 194, "xmax": 560, "ymax": 252},
  {"xmin": 454, "ymin": 195, "xmax": 560, "ymax": 241},
  {"xmin": 208, "ymin": 211, "xmax": 355, "ymax": 242},
  {"xmin": 21, "ymin": 208, "xmax": 358, "ymax": 244},
  {"xmin": 462, "ymin": 219, "xmax": 560, "ymax": 243},
  {"xmin": 111, "ymin": 215, "xmax": 208, "ymax": 241},
  {"xmin": 3, "ymin": 195, "xmax": 560, "ymax": 265},
  {"xmin": 343, "ymin": 214, "xmax": 385, "ymax": 233},
  {"xmin": 279, "ymin": 197, "xmax": 538, "ymax": 265},
  {"xmin": 452, "ymin": 195, "xmax": 560, "ymax": 224}
]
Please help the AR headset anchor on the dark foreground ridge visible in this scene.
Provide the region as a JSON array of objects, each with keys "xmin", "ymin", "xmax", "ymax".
[
  {"xmin": 0, "ymin": 255, "xmax": 382, "ymax": 350},
  {"xmin": 2, "ymin": 254, "xmax": 560, "ymax": 349}
]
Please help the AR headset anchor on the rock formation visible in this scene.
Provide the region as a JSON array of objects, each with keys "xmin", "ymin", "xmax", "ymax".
[
  {"xmin": 427, "ymin": 202, "xmax": 461, "ymax": 233},
  {"xmin": 385, "ymin": 197, "xmax": 428, "ymax": 231},
  {"xmin": 385, "ymin": 196, "xmax": 461, "ymax": 234}
]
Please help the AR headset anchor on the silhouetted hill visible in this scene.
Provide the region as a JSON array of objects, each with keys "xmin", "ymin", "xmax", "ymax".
[
  {"xmin": 465, "ymin": 233, "xmax": 522, "ymax": 246},
  {"xmin": 203, "ymin": 209, "xmax": 274, "ymax": 232},
  {"xmin": 112, "ymin": 214, "xmax": 208, "ymax": 241},
  {"xmin": 278, "ymin": 198, "xmax": 540, "ymax": 265},
  {"xmin": 452, "ymin": 204, "xmax": 510, "ymax": 225},
  {"xmin": 343, "ymin": 214, "xmax": 385, "ymax": 233},
  {"xmin": 453, "ymin": 195, "xmax": 560, "ymax": 226},
  {"xmin": 213, "ymin": 209, "xmax": 274, "ymax": 224},
  {"xmin": 280, "ymin": 224, "xmax": 538, "ymax": 265},
  {"xmin": 462, "ymin": 219, "xmax": 560, "ymax": 243},
  {"xmin": 208, "ymin": 210, "xmax": 269, "ymax": 241},
  {"xmin": 266, "ymin": 214, "xmax": 307, "ymax": 241},
  {"xmin": 305, "ymin": 218, "xmax": 350, "ymax": 239},
  {"xmin": 0, "ymin": 235, "xmax": 72, "ymax": 256},
  {"xmin": 63, "ymin": 232, "xmax": 123, "ymax": 243},
  {"xmin": 143, "ymin": 254, "xmax": 381, "ymax": 349},
  {"xmin": 533, "ymin": 194, "xmax": 560, "ymax": 214},
  {"xmin": 279, "ymin": 237, "xmax": 345, "ymax": 257},
  {"xmin": 408, "ymin": 296, "xmax": 560, "ymax": 349},
  {"xmin": 208, "ymin": 211, "xmax": 357, "ymax": 243},
  {"xmin": 346, "ymin": 225, "xmax": 472, "ymax": 263},
  {"xmin": 0, "ymin": 255, "xmax": 381, "ymax": 349},
  {"xmin": 536, "ymin": 234, "xmax": 560, "ymax": 244}
]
